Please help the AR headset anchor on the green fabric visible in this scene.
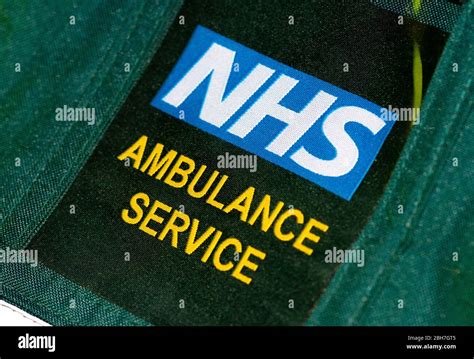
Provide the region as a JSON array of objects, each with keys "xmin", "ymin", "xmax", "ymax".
[
  {"xmin": 1, "ymin": 263, "xmax": 150, "ymax": 326},
  {"xmin": 307, "ymin": 0, "xmax": 473, "ymax": 325},
  {"xmin": 372, "ymin": 0, "xmax": 462, "ymax": 33},
  {"xmin": 0, "ymin": 0, "xmax": 183, "ymax": 249},
  {"xmin": 0, "ymin": 0, "xmax": 181, "ymax": 325}
]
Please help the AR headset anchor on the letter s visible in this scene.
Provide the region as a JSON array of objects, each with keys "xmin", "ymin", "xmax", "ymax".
[
  {"xmin": 122, "ymin": 192, "xmax": 150, "ymax": 225},
  {"xmin": 290, "ymin": 106, "xmax": 385, "ymax": 177}
]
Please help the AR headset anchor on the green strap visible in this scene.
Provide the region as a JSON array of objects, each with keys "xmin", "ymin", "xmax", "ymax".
[{"xmin": 371, "ymin": 0, "xmax": 463, "ymax": 32}]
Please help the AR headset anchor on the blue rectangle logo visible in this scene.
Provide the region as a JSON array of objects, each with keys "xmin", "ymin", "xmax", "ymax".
[{"xmin": 151, "ymin": 25, "xmax": 395, "ymax": 200}]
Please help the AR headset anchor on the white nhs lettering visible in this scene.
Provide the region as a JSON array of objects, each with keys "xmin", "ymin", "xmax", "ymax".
[{"xmin": 162, "ymin": 42, "xmax": 386, "ymax": 178}]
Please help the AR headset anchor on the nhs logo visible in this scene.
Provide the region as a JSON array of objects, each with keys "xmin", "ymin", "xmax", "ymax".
[{"xmin": 152, "ymin": 26, "xmax": 395, "ymax": 200}]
